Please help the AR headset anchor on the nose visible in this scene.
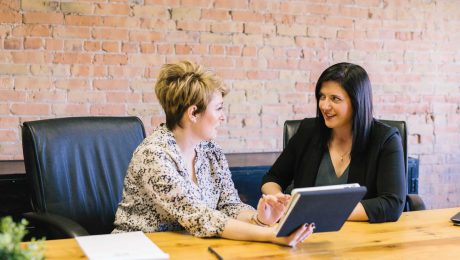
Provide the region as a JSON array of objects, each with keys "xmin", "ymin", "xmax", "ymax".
[
  {"xmin": 320, "ymin": 98, "xmax": 331, "ymax": 111},
  {"xmin": 220, "ymin": 111, "xmax": 226, "ymax": 122}
]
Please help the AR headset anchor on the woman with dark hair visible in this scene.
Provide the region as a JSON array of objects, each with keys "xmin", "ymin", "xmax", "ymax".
[{"xmin": 261, "ymin": 62, "xmax": 406, "ymax": 223}]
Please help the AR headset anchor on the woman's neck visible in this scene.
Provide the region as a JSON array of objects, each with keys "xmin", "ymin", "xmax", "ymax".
[
  {"xmin": 172, "ymin": 126, "xmax": 199, "ymax": 159},
  {"xmin": 331, "ymin": 127, "xmax": 353, "ymax": 145}
]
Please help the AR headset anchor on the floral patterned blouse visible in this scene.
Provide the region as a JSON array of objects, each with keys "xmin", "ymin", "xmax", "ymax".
[{"xmin": 112, "ymin": 124, "xmax": 254, "ymax": 237}]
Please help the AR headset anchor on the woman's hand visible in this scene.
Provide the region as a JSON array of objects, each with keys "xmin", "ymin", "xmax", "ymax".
[
  {"xmin": 270, "ymin": 223, "xmax": 315, "ymax": 247},
  {"xmin": 256, "ymin": 193, "xmax": 291, "ymax": 226}
]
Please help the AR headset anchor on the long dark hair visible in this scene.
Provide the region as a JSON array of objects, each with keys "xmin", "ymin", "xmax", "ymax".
[{"xmin": 314, "ymin": 62, "xmax": 373, "ymax": 155}]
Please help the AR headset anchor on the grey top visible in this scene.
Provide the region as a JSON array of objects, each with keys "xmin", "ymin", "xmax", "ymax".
[{"xmin": 315, "ymin": 151, "xmax": 349, "ymax": 186}]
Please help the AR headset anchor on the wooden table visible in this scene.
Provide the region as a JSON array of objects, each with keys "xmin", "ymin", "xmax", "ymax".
[{"xmin": 36, "ymin": 207, "xmax": 460, "ymax": 259}]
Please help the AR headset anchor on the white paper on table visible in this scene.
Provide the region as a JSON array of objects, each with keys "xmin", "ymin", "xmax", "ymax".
[{"xmin": 75, "ymin": 231, "xmax": 169, "ymax": 260}]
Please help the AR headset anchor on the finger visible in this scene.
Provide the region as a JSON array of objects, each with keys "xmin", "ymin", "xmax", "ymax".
[
  {"xmin": 300, "ymin": 223, "xmax": 315, "ymax": 241},
  {"xmin": 290, "ymin": 224, "xmax": 308, "ymax": 242}
]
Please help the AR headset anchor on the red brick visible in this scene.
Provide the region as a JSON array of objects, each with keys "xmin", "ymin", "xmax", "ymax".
[
  {"xmin": 95, "ymin": 3, "xmax": 130, "ymax": 15},
  {"xmin": 54, "ymin": 26, "xmax": 91, "ymax": 38},
  {"xmin": 0, "ymin": 130, "xmax": 17, "ymax": 142},
  {"xmin": 94, "ymin": 54, "xmax": 128, "ymax": 65},
  {"xmin": 93, "ymin": 28, "xmax": 129, "ymax": 40},
  {"xmin": 215, "ymin": 69, "xmax": 246, "ymax": 80},
  {"xmin": 103, "ymin": 16, "xmax": 140, "ymax": 27},
  {"xmin": 247, "ymin": 70, "xmax": 279, "ymax": 80},
  {"xmin": 107, "ymin": 92, "xmax": 142, "ymax": 103},
  {"xmin": 56, "ymin": 79, "xmax": 89, "ymax": 90},
  {"xmin": 28, "ymin": 91, "xmax": 67, "ymax": 102},
  {"xmin": 171, "ymin": 7, "xmax": 201, "ymax": 20},
  {"xmin": 63, "ymin": 39, "xmax": 83, "ymax": 51},
  {"xmin": 67, "ymin": 91, "xmax": 106, "ymax": 103},
  {"xmin": 90, "ymin": 104, "xmax": 126, "ymax": 116},
  {"xmin": 215, "ymin": 0, "xmax": 248, "ymax": 9},
  {"xmin": 157, "ymin": 44, "xmax": 174, "ymax": 54},
  {"xmin": 140, "ymin": 43, "xmax": 156, "ymax": 53},
  {"xmin": 201, "ymin": 9, "xmax": 230, "ymax": 20},
  {"xmin": 202, "ymin": 57, "xmax": 234, "ymax": 68},
  {"xmin": 11, "ymin": 103, "xmax": 50, "ymax": 115},
  {"xmin": 13, "ymin": 53, "xmax": 44, "ymax": 65},
  {"xmin": 122, "ymin": 42, "xmax": 139, "ymax": 53},
  {"xmin": 175, "ymin": 44, "xmax": 193, "ymax": 55},
  {"xmin": 93, "ymin": 79, "xmax": 129, "ymax": 90},
  {"xmin": 84, "ymin": 41, "xmax": 101, "ymax": 51},
  {"xmin": 101, "ymin": 42, "xmax": 120, "ymax": 52},
  {"xmin": 132, "ymin": 5, "xmax": 168, "ymax": 18},
  {"xmin": 4, "ymin": 38, "xmax": 22, "ymax": 49},
  {"xmin": 0, "ymin": 11, "xmax": 21, "ymax": 23},
  {"xmin": 177, "ymin": 21, "xmax": 210, "ymax": 32},
  {"xmin": 60, "ymin": 2, "xmax": 94, "ymax": 14},
  {"xmin": 15, "ymin": 77, "xmax": 52, "ymax": 90},
  {"xmin": 232, "ymin": 11, "xmax": 264, "ymax": 22},
  {"xmin": 211, "ymin": 22, "xmax": 243, "ymax": 33},
  {"xmin": 0, "ymin": 117, "xmax": 20, "ymax": 129},
  {"xmin": 180, "ymin": 0, "xmax": 213, "ymax": 7},
  {"xmin": 0, "ymin": 90, "xmax": 26, "ymax": 102},
  {"xmin": 130, "ymin": 54, "xmax": 165, "ymax": 66},
  {"xmin": 53, "ymin": 104, "xmax": 90, "ymax": 116},
  {"xmin": 71, "ymin": 65, "xmax": 107, "ymax": 77},
  {"xmin": 54, "ymin": 53, "xmax": 92, "ymax": 64},
  {"xmin": 129, "ymin": 31, "xmax": 163, "ymax": 42},
  {"xmin": 24, "ymin": 38, "xmax": 43, "ymax": 49},
  {"xmin": 45, "ymin": 39, "xmax": 64, "ymax": 50},
  {"xmin": 242, "ymin": 46, "xmax": 256, "ymax": 56},
  {"xmin": 233, "ymin": 34, "xmax": 263, "ymax": 45},
  {"xmin": 210, "ymin": 45, "xmax": 224, "ymax": 55},
  {"xmin": 65, "ymin": 15, "xmax": 102, "ymax": 26},
  {"xmin": 23, "ymin": 12, "xmax": 64, "ymax": 24},
  {"xmin": 12, "ymin": 24, "xmax": 51, "ymax": 37},
  {"xmin": 108, "ymin": 67, "xmax": 144, "ymax": 78}
]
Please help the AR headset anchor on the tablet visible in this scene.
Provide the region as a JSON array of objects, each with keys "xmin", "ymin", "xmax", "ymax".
[
  {"xmin": 275, "ymin": 183, "xmax": 367, "ymax": 237},
  {"xmin": 451, "ymin": 211, "xmax": 460, "ymax": 226}
]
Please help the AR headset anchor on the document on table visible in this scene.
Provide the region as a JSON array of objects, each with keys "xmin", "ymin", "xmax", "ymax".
[{"xmin": 75, "ymin": 231, "xmax": 169, "ymax": 260}]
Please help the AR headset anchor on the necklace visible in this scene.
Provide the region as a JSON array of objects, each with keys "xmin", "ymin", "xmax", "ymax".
[{"xmin": 339, "ymin": 151, "xmax": 349, "ymax": 162}]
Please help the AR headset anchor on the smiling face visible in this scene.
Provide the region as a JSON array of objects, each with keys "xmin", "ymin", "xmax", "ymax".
[
  {"xmin": 192, "ymin": 91, "xmax": 225, "ymax": 141},
  {"xmin": 318, "ymin": 81, "xmax": 354, "ymax": 131}
]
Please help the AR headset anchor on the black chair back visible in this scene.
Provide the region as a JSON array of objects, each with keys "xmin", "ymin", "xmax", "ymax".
[{"xmin": 22, "ymin": 117, "xmax": 146, "ymax": 235}]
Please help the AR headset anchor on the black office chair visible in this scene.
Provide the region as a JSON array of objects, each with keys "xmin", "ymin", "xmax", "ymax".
[
  {"xmin": 283, "ymin": 118, "xmax": 426, "ymax": 211},
  {"xmin": 21, "ymin": 116, "xmax": 146, "ymax": 239}
]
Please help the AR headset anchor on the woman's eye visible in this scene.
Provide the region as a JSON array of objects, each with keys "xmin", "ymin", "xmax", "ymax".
[{"xmin": 332, "ymin": 96, "xmax": 342, "ymax": 102}]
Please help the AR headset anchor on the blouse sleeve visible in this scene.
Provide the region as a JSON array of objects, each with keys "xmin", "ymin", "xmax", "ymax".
[
  {"xmin": 138, "ymin": 148, "xmax": 231, "ymax": 238},
  {"xmin": 212, "ymin": 150, "xmax": 255, "ymax": 217},
  {"xmin": 361, "ymin": 133, "xmax": 406, "ymax": 223}
]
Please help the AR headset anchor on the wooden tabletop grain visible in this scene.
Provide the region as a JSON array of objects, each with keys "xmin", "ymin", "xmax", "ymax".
[{"xmin": 32, "ymin": 207, "xmax": 460, "ymax": 259}]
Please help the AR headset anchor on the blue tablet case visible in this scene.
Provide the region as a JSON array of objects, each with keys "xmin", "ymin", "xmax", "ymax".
[{"xmin": 276, "ymin": 185, "xmax": 367, "ymax": 237}]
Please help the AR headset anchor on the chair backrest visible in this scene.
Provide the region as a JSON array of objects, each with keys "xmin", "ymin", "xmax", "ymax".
[
  {"xmin": 283, "ymin": 118, "xmax": 408, "ymax": 193},
  {"xmin": 22, "ymin": 116, "xmax": 146, "ymax": 235},
  {"xmin": 283, "ymin": 119, "xmax": 407, "ymax": 174}
]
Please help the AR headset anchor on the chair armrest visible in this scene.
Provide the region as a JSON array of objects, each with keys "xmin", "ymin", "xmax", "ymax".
[
  {"xmin": 406, "ymin": 194, "xmax": 426, "ymax": 211},
  {"xmin": 23, "ymin": 212, "xmax": 90, "ymax": 239}
]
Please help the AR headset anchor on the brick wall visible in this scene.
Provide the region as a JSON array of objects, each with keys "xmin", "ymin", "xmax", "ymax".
[{"xmin": 1, "ymin": 0, "xmax": 459, "ymax": 209}]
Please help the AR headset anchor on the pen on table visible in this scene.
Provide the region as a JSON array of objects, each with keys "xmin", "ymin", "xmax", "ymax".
[{"xmin": 208, "ymin": 246, "xmax": 223, "ymax": 260}]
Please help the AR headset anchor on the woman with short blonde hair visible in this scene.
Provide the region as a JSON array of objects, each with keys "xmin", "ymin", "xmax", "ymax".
[{"xmin": 114, "ymin": 61, "xmax": 314, "ymax": 247}]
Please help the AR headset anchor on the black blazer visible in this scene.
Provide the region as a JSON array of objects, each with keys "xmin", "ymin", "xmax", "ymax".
[{"xmin": 262, "ymin": 118, "xmax": 406, "ymax": 223}]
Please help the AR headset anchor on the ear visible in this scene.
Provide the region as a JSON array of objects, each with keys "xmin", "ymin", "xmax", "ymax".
[{"xmin": 186, "ymin": 105, "xmax": 198, "ymax": 123}]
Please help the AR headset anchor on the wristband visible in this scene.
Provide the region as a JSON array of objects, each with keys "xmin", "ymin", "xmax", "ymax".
[{"xmin": 251, "ymin": 213, "xmax": 270, "ymax": 227}]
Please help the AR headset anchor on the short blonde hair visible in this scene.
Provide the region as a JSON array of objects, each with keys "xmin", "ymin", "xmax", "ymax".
[{"xmin": 155, "ymin": 60, "xmax": 228, "ymax": 130}]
